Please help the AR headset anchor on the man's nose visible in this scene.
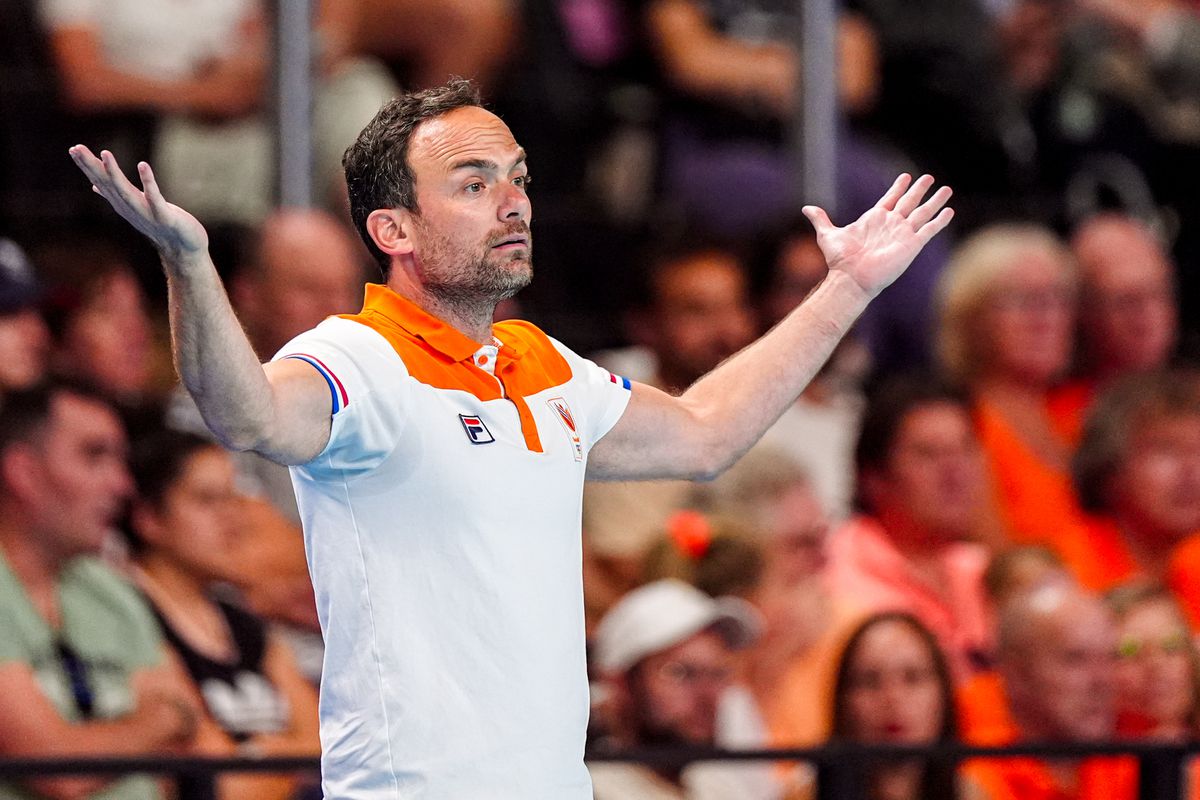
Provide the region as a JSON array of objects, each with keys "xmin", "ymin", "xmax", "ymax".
[{"xmin": 498, "ymin": 182, "xmax": 530, "ymax": 221}]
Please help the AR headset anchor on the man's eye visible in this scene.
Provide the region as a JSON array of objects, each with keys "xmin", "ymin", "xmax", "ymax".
[
  {"xmin": 514, "ymin": 175, "xmax": 532, "ymax": 188},
  {"xmin": 465, "ymin": 182, "xmax": 484, "ymax": 193}
]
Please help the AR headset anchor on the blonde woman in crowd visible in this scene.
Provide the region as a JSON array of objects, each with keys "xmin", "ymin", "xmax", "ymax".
[{"xmin": 935, "ymin": 224, "xmax": 1086, "ymax": 553}]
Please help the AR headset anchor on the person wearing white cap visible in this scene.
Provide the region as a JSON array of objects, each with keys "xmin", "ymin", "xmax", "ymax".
[{"xmin": 589, "ymin": 579, "xmax": 779, "ymax": 800}]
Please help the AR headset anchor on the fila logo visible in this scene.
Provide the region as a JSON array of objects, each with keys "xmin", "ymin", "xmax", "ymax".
[
  {"xmin": 547, "ymin": 397, "xmax": 583, "ymax": 461},
  {"xmin": 459, "ymin": 414, "xmax": 495, "ymax": 445}
]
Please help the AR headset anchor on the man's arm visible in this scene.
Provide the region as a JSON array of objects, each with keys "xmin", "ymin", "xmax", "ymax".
[
  {"xmin": 587, "ymin": 174, "xmax": 952, "ymax": 481},
  {"xmin": 0, "ymin": 660, "xmax": 197, "ymax": 800},
  {"xmin": 69, "ymin": 146, "xmax": 332, "ymax": 465}
]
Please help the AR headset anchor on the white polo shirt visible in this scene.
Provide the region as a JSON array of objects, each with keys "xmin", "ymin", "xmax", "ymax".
[{"xmin": 274, "ymin": 284, "xmax": 632, "ymax": 799}]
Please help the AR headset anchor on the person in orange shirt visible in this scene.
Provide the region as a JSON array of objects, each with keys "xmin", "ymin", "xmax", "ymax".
[
  {"xmin": 1071, "ymin": 370, "xmax": 1200, "ymax": 612},
  {"xmin": 934, "ymin": 224, "xmax": 1087, "ymax": 549},
  {"xmin": 828, "ymin": 377, "xmax": 996, "ymax": 680},
  {"xmin": 962, "ymin": 581, "xmax": 1138, "ymax": 800}
]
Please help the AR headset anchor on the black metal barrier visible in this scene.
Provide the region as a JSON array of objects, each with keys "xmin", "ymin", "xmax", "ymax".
[{"xmin": 0, "ymin": 741, "xmax": 1197, "ymax": 799}]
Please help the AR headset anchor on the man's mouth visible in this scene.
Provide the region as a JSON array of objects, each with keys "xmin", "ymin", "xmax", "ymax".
[{"xmin": 492, "ymin": 234, "xmax": 530, "ymax": 250}]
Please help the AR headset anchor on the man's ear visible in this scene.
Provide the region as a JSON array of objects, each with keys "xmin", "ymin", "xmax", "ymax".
[{"xmin": 366, "ymin": 209, "xmax": 415, "ymax": 258}]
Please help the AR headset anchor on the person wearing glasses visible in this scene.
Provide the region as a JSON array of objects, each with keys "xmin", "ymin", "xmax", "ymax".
[{"xmin": 0, "ymin": 382, "xmax": 199, "ymax": 800}]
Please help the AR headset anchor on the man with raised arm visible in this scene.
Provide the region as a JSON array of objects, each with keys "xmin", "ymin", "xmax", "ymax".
[{"xmin": 70, "ymin": 79, "xmax": 953, "ymax": 800}]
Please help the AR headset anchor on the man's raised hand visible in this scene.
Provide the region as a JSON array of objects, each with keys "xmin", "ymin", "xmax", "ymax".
[
  {"xmin": 802, "ymin": 173, "xmax": 953, "ymax": 300},
  {"xmin": 68, "ymin": 146, "xmax": 208, "ymax": 266}
]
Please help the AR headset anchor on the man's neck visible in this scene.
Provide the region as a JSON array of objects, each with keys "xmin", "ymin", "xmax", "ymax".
[
  {"xmin": 0, "ymin": 512, "xmax": 67, "ymax": 626},
  {"xmin": 387, "ymin": 277, "xmax": 495, "ymax": 345}
]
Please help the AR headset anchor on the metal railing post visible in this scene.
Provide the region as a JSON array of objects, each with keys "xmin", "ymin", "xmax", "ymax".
[
  {"xmin": 1138, "ymin": 746, "xmax": 1185, "ymax": 800},
  {"xmin": 794, "ymin": 0, "xmax": 839, "ymax": 216},
  {"xmin": 274, "ymin": 0, "xmax": 316, "ymax": 208}
]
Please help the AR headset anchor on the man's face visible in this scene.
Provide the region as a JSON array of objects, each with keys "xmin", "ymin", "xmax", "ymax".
[
  {"xmin": 17, "ymin": 394, "xmax": 131, "ymax": 558},
  {"xmin": 648, "ymin": 254, "xmax": 756, "ymax": 390},
  {"xmin": 1112, "ymin": 413, "xmax": 1200, "ymax": 541},
  {"xmin": 0, "ymin": 308, "xmax": 49, "ymax": 391},
  {"xmin": 1007, "ymin": 598, "xmax": 1118, "ymax": 741},
  {"xmin": 627, "ymin": 630, "xmax": 734, "ymax": 746},
  {"xmin": 870, "ymin": 402, "xmax": 986, "ymax": 539},
  {"xmin": 1077, "ymin": 223, "xmax": 1177, "ymax": 375},
  {"xmin": 403, "ymin": 107, "xmax": 533, "ymax": 306}
]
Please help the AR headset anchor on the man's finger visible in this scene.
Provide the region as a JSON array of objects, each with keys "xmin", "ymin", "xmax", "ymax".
[
  {"xmin": 802, "ymin": 205, "xmax": 833, "ymax": 233},
  {"xmin": 895, "ymin": 174, "xmax": 935, "ymax": 217},
  {"xmin": 909, "ymin": 185, "xmax": 953, "ymax": 229},
  {"xmin": 100, "ymin": 150, "xmax": 148, "ymax": 212},
  {"xmin": 877, "ymin": 173, "xmax": 912, "ymax": 212},
  {"xmin": 139, "ymin": 162, "xmax": 170, "ymax": 219},
  {"xmin": 918, "ymin": 207, "xmax": 955, "ymax": 243},
  {"xmin": 69, "ymin": 144, "xmax": 108, "ymax": 185}
]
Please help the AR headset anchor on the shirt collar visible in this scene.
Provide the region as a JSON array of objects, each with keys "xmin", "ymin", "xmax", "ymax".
[{"xmin": 359, "ymin": 283, "xmax": 528, "ymax": 363}]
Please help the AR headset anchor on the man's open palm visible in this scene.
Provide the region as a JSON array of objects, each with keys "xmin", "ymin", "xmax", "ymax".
[
  {"xmin": 802, "ymin": 173, "xmax": 953, "ymax": 299},
  {"xmin": 69, "ymin": 146, "xmax": 207, "ymax": 264}
]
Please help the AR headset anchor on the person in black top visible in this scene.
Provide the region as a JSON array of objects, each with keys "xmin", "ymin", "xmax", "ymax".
[{"xmin": 124, "ymin": 427, "xmax": 320, "ymax": 800}]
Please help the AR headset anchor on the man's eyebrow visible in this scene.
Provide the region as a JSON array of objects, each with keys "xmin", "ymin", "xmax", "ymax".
[{"xmin": 448, "ymin": 150, "xmax": 527, "ymax": 174}]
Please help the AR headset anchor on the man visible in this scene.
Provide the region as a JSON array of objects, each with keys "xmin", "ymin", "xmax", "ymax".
[
  {"xmin": 170, "ymin": 207, "xmax": 366, "ymax": 522},
  {"xmin": 0, "ymin": 238, "xmax": 50, "ymax": 394},
  {"xmin": 0, "ymin": 382, "xmax": 199, "ymax": 800},
  {"xmin": 588, "ymin": 579, "xmax": 769, "ymax": 799},
  {"xmin": 70, "ymin": 78, "xmax": 952, "ymax": 798},
  {"xmin": 1051, "ymin": 213, "xmax": 1180, "ymax": 435},
  {"xmin": 963, "ymin": 581, "xmax": 1137, "ymax": 800},
  {"xmin": 828, "ymin": 378, "xmax": 996, "ymax": 678}
]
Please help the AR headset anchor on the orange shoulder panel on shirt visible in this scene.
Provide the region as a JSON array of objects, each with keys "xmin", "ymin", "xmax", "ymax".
[{"xmin": 492, "ymin": 319, "xmax": 574, "ymax": 397}]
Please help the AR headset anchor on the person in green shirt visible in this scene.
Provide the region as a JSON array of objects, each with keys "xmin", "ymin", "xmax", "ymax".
[{"xmin": 0, "ymin": 382, "xmax": 200, "ymax": 800}]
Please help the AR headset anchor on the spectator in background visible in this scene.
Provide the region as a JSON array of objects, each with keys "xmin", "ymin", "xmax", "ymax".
[
  {"xmin": 35, "ymin": 238, "xmax": 163, "ymax": 409},
  {"xmin": 1072, "ymin": 370, "xmax": 1200, "ymax": 614},
  {"xmin": 0, "ymin": 239, "xmax": 50, "ymax": 394},
  {"xmin": 642, "ymin": 0, "xmax": 881, "ymax": 236},
  {"xmin": 935, "ymin": 224, "xmax": 1087, "ymax": 548},
  {"xmin": 38, "ymin": 0, "xmax": 396, "ymax": 224},
  {"xmin": 1106, "ymin": 581, "xmax": 1200, "ymax": 741},
  {"xmin": 755, "ymin": 225, "xmax": 866, "ymax": 520},
  {"xmin": 962, "ymin": 582, "xmax": 1137, "ymax": 800},
  {"xmin": 1057, "ymin": 213, "xmax": 1179, "ymax": 430},
  {"xmin": 124, "ymin": 428, "xmax": 320, "ymax": 800},
  {"xmin": 584, "ymin": 243, "xmax": 757, "ymax": 625},
  {"xmin": 698, "ymin": 449, "xmax": 866, "ymax": 748},
  {"xmin": 589, "ymin": 579, "xmax": 774, "ymax": 800},
  {"xmin": 828, "ymin": 378, "xmax": 996, "ymax": 679},
  {"xmin": 808, "ymin": 612, "xmax": 961, "ymax": 800},
  {"xmin": 0, "ymin": 382, "xmax": 200, "ymax": 800}
]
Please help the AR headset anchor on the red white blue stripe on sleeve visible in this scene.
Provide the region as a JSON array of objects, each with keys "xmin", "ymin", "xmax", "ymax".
[
  {"xmin": 608, "ymin": 372, "xmax": 632, "ymax": 391},
  {"xmin": 284, "ymin": 354, "xmax": 349, "ymax": 414}
]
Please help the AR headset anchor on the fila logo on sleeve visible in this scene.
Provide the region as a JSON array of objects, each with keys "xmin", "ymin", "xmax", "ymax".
[{"xmin": 459, "ymin": 414, "xmax": 496, "ymax": 445}]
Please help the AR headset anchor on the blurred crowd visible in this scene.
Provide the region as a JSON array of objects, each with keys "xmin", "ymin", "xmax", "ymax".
[{"xmin": 3, "ymin": 0, "xmax": 1200, "ymax": 798}]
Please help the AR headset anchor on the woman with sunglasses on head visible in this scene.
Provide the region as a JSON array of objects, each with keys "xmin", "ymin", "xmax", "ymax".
[{"xmin": 124, "ymin": 427, "xmax": 319, "ymax": 800}]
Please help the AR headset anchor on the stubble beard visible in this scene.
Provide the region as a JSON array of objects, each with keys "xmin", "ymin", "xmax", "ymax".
[{"xmin": 420, "ymin": 228, "xmax": 534, "ymax": 316}]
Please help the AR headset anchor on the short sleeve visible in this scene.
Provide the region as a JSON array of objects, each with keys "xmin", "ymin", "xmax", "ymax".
[
  {"xmin": 549, "ymin": 337, "xmax": 632, "ymax": 447},
  {"xmin": 274, "ymin": 318, "xmax": 411, "ymax": 475}
]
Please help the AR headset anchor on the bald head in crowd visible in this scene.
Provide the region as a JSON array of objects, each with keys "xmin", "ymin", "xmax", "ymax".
[
  {"xmin": 997, "ymin": 581, "xmax": 1118, "ymax": 742},
  {"xmin": 1071, "ymin": 215, "xmax": 1177, "ymax": 381},
  {"xmin": 230, "ymin": 209, "xmax": 366, "ymax": 359}
]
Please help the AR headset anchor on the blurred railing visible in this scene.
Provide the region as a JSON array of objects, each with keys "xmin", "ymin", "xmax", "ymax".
[{"xmin": 2, "ymin": 740, "xmax": 1197, "ymax": 799}]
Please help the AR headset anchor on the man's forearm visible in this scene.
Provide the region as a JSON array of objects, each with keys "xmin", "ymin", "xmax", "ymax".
[
  {"xmin": 165, "ymin": 253, "xmax": 277, "ymax": 452},
  {"xmin": 680, "ymin": 270, "xmax": 870, "ymax": 475}
]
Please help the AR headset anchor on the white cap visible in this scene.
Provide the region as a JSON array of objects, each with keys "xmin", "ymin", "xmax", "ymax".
[{"xmin": 592, "ymin": 579, "xmax": 761, "ymax": 674}]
